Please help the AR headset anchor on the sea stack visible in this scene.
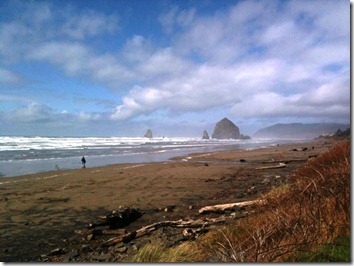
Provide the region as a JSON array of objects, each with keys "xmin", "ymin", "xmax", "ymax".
[
  {"xmin": 144, "ymin": 129, "xmax": 153, "ymax": 138},
  {"xmin": 212, "ymin": 117, "xmax": 250, "ymax": 139},
  {"xmin": 202, "ymin": 130, "xmax": 210, "ymax": 139}
]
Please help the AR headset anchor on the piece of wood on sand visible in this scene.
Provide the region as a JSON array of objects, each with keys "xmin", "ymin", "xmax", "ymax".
[
  {"xmin": 255, "ymin": 163, "xmax": 287, "ymax": 170},
  {"xmin": 198, "ymin": 199, "xmax": 266, "ymax": 214},
  {"xmin": 103, "ymin": 217, "xmax": 227, "ymax": 247},
  {"xmin": 261, "ymin": 159, "xmax": 307, "ymax": 164},
  {"xmin": 88, "ymin": 208, "xmax": 142, "ymax": 229}
]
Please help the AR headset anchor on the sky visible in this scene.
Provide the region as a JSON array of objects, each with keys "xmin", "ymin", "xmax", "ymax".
[{"xmin": 0, "ymin": 0, "xmax": 350, "ymax": 137}]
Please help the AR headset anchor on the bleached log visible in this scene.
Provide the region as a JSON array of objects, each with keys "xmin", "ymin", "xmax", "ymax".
[
  {"xmin": 261, "ymin": 159, "xmax": 307, "ymax": 164},
  {"xmin": 198, "ymin": 200, "xmax": 265, "ymax": 214},
  {"xmin": 255, "ymin": 163, "xmax": 286, "ymax": 170}
]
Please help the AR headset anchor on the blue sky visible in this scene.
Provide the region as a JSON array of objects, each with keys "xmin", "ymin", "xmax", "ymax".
[{"xmin": 0, "ymin": 0, "xmax": 350, "ymax": 137}]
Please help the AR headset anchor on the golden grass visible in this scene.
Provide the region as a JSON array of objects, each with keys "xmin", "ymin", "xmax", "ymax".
[
  {"xmin": 130, "ymin": 241, "xmax": 204, "ymax": 262},
  {"xmin": 130, "ymin": 140, "xmax": 350, "ymax": 262}
]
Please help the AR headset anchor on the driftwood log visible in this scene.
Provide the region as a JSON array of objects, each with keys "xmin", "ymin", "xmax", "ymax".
[
  {"xmin": 198, "ymin": 200, "xmax": 265, "ymax": 214},
  {"xmin": 88, "ymin": 208, "xmax": 142, "ymax": 229},
  {"xmin": 261, "ymin": 159, "xmax": 307, "ymax": 164},
  {"xmin": 255, "ymin": 163, "xmax": 286, "ymax": 170},
  {"xmin": 103, "ymin": 217, "xmax": 227, "ymax": 247}
]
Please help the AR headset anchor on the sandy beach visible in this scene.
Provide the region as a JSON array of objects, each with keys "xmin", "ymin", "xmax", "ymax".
[{"xmin": 0, "ymin": 138, "xmax": 337, "ymax": 262}]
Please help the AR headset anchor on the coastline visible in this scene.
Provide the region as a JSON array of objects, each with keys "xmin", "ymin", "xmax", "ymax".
[
  {"xmin": 0, "ymin": 138, "xmax": 336, "ymax": 261},
  {"xmin": 0, "ymin": 137, "xmax": 308, "ymax": 178}
]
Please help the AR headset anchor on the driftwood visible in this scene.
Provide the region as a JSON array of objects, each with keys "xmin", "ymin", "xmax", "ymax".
[
  {"xmin": 198, "ymin": 200, "xmax": 265, "ymax": 214},
  {"xmin": 103, "ymin": 217, "xmax": 227, "ymax": 247},
  {"xmin": 261, "ymin": 159, "xmax": 307, "ymax": 164},
  {"xmin": 308, "ymin": 154, "xmax": 318, "ymax": 159},
  {"xmin": 255, "ymin": 163, "xmax": 286, "ymax": 170},
  {"xmin": 88, "ymin": 208, "xmax": 142, "ymax": 229},
  {"xmin": 92, "ymin": 229, "xmax": 127, "ymax": 236},
  {"xmin": 74, "ymin": 228, "xmax": 127, "ymax": 236}
]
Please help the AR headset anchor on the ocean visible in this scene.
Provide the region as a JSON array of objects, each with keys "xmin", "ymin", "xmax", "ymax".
[{"xmin": 0, "ymin": 136, "xmax": 294, "ymax": 178}]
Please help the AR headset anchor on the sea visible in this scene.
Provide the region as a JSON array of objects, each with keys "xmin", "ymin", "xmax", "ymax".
[{"xmin": 0, "ymin": 136, "xmax": 299, "ymax": 178}]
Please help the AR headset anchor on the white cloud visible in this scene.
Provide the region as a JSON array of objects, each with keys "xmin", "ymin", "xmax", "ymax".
[
  {"xmin": 0, "ymin": 93, "xmax": 31, "ymax": 103},
  {"xmin": 111, "ymin": 0, "xmax": 349, "ymax": 123},
  {"xmin": 138, "ymin": 47, "xmax": 191, "ymax": 79},
  {"xmin": 158, "ymin": 6, "xmax": 196, "ymax": 33},
  {"xmin": 0, "ymin": 0, "xmax": 350, "ymax": 132},
  {"xmin": 230, "ymin": 79, "xmax": 349, "ymax": 119},
  {"xmin": 111, "ymin": 58, "xmax": 283, "ymax": 120},
  {"xmin": 176, "ymin": 8, "xmax": 196, "ymax": 27},
  {"xmin": 0, "ymin": 68, "xmax": 25, "ymax": 86},
  {"xmin": 7, "ymin": 102, "xmax": 105, "ymax": 126},
  {"xmin": 61, "ymin": 10, "xmax": 118, "ymax": 39},
  {"xmin": 28, "ymin": 41, "xmax": 133, "ymax": 85},
  {"xmin": 111, "ymin": 86, "xmax": 173, "ymax": 120},
  {"xmin": 122, "ymin": 35, "xmax": 153, "ymax": 63},
  {"xmin": 78, "ymin": 111, "xmax": 102, "ymax": 121},
  {"xmin": 10, "ymin": 103, "xmax": 55, "ymax": 122},
  {"xmin": 28, "ymin": 42, "xmax": 89, "ymax": 75},
  {"xmin": 0, "ymin": 22, "xmax": 33, "ymax": 63},
  {"xmin": 300, "ymin": 80, "xmax": 350, "ymax": 106}
]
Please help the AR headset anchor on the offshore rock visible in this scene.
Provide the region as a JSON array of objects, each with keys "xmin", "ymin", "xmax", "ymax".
[
  {"xmin": 212, "ymin": 118, "xmax": 241, "ymax": 139},
  {"xmin": 202, "ymin": 130, "xmax": 210, "ymax": 139},
  {"xmin": 144, "ymin": 129, "xmax": 153, "ymax": 138}
]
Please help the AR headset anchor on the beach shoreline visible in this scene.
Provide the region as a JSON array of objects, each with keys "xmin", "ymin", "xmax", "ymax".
[
  {"xmin": 0, "ymin": 138, "xmax": 337, "ymax": 262},
  {"xmin": 0, "ymin": 137, "xmax": 308, "ymax": 178}
]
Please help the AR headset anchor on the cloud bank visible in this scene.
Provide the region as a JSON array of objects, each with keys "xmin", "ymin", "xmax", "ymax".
[{"xmin": 0, "ymin": 0, "xmax": 350, "ymax": 136}]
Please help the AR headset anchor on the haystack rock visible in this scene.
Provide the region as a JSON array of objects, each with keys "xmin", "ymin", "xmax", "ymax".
[
  {"xmin": 144, "ymin": 129, "xmax": 153, "ymax": 138},
  {"xmin": 202, "ymin": 130, "xmax": 210, "ymax": 139},
  {"xmin": 212, "ymin": 118, "xmax": 250, "ymax": 139}
]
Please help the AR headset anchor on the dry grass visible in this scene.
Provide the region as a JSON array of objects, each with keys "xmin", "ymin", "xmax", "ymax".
[
  {"xmin": 130, "ymin": 140, "xmax": 350, "ymax": 262},
  {"xmin": 130, "ymin": 241, "xmax": 204, "ymax": 262}
]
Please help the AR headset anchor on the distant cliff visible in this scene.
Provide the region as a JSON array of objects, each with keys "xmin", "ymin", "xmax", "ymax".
[
  {"xmin": 253, "ymin": 123, "xmax": 350, "ymax": 139},
  {"xmin": 212, "ymin": 118, "xmax": 250, "ymax": 139}
]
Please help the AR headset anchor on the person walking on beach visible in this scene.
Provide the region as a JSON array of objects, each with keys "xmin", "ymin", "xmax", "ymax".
[{"xmin": 81, "ymin": 156, "xmax": 86, "ymax": 168}]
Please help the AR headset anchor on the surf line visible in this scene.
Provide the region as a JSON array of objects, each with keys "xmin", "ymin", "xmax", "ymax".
[
  {"xmin": 122, "ymin": 164, "xmax": 145, "ymax": 169},
  {"xmin": 112, "ymin": 164, "xmax": 146, "ymax": 171},
  {"xmin": 0, "ymin": 173, "xmax": 71, "ymax": 185}
]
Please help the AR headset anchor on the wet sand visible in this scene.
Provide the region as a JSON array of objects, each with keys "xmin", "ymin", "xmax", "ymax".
[{"xmin": 0, "ymin": 138, "xmax": 336, "ymax": 261}]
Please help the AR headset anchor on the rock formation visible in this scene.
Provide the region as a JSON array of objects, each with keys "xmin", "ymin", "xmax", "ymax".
[
  {"xmin": 212, "ymin": 118, "xmax": 250, "ymax": 139},
  {"xmin": 212, "ymin": 118, "xmax": 241, "ymax": 139},
  {"xmin": 144, "ymin": 129, "xmax": 153, "ymax": 138},
  {"xmin": 202, "ymin": 130, "xmax": 210, "ymax": 139}
]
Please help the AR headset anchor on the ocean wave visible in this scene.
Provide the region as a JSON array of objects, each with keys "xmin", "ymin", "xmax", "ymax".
[{"xmin": 0, "ymin": 136, "xmax": 205, "ymax": 151}]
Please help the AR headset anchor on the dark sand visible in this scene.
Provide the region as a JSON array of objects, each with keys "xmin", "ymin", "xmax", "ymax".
[{"xmin": 0, "ymin": 138, "xmax": 336, "ymax": 261}]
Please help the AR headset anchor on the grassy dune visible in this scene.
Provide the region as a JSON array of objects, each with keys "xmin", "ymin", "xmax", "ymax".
[{"xmin": 130, "ymin": 139, "xmax": 350, "ymax": 262}]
